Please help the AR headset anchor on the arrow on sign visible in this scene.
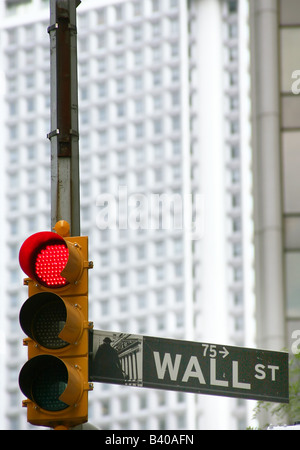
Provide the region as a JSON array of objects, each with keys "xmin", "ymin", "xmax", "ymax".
[{"xmin": 219, "ymin": 347, "xmax": 229, "ymax": 359}]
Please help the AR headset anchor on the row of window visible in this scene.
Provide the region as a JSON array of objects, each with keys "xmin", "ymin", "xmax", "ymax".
[
  {"xmin": 80, "ymin": 89, "xmax": 181, "ymax": 114},
  {"xmin": 95, "ymin": 262, "xmax": 184, "ymax": 291},
  {"xmin": 81, "ymin": 0, "xmax": 179, "ymax": 27},
  {"xmin": 96, "ymin": 286, "xmax": 184, "ymax": 314}
]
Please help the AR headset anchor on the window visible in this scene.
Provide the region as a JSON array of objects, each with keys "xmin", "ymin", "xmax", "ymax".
[
  {"xmin": 116, "ymin": 78, "xmax": 126, "ymax": 94},
  {"xmin": 170, "ymin": 18, "xmax": 179, "ymax": 35},
  {"xmin": 228, "ymin": 1, "xmax": 238, "ymax": 13},
  {"xmin": 100, "ymin": 276, "xmax": 110, "ymax": 291},
  {"xmin": 134, "ymin": 50, "xmax": 143, "ymax": 67},
  {"xmin": 133, "ymin": 25, "xmax": 142, "ymax": 42},
  {"xmin": 230, "ymin": 120, "xmax": 239, "ymax": 135},
  {"xmin": 101, "ymin": 300, "xmax": 109, "ymax": 316},
  {"xmin": 139, "ymin": 394, "xmax": 147, "ymax": 409},
  {"xmin": 120, "ymin": 396, "xmax": 129, "ymax": 412},
  {"xmin": 99, "ymin": 130, "xmax": 108, "ymax": 145},
  {"xmin": 25, "ymin": 73, "xmax": 35, "ymax": 89},
  {"xmin": 232, "ymin": 194, "xmax": 241, "ymax": 208},
  {"xmin": 134, "ymin": 75, "xmax": 143, "ymax": 91},
  {"xmin": 233, "ymin": 291, "xmax": 243, "ymax": 306},
  {"xmin": 137, "ymin": 293, "xmax": 146, "ymax": 309},
  {"xmin": 98, "ymin": 82, "xmax": 107, "ymax": 97},
  {"xmin": 153, "ymin": 70, "xmax": 162, "ymax": 86},
  {"xmin": 135, "ymin": 99, "xmax": 144, "ymax": 115},
  {"xmin": 231, "ymin": 145, "xmax": 240, "ymax": 159},
  {"xmin": 98, "ymin": 58, "xmax": 106, "ymax": 73},
  {"xmin": 133, "ymin": 1, "xmax": 143, "ymax": 16},
  {"xmin": 137, "ymin": 268, "xmax": 147, "ymax": 284},
  {"xmin": 154, "ymin": 143, "xmax": 163, "ymax": 159},
  {"xmin": 115, "ymin": 29, "xmax": 124, "ymax": 47},
  {"xmin": 8, "ymin": 101, "xmax": 17, "ymax": 116},
  {"xmin": 153, "ymin": 95, "xmax": 162, "ymax": 110},
  {"xmin": 99, "ymin": 106, "xmax": 108, "ymax": 122},
  {"xmin": 282, "ymin": 131, "xmax": 300, "ymax": 213},
  {"xmin": 100, "ymin": 251, "xmax": 109, "ymax": 266},
  {"xmin": 115, "ymin": 4, "xmax": 124, "ymax": 21},
  {"xmin": 232, "ymin": 217, "xmax": 241, "ymax": 232},
  {"xmin": 172, "ymin": 140, "xmax": 181, "ymax": 155},
  {"xmin": 171, "ymin": 67, "xmax": 180, "ymax": 83},
  {"xmin": 157, "ymin": 315, "xmax": 165, "ymax": 330},
  {"xmin": 156, "ymin": 290, "xmax": 165, "ymax": 305},
  {"xmin": 26, "ymin": 97, "xmax": 35, "ymax": 112},
  {"xmin": 156, "ymin": 265, "xmax": 164, "ymax": 281},
  {"xmin": 152, "ymin": 21, "xmax": 161, "ymax": 38},
  {"xmin": 231, "ymin": 169, "xmax": 240, "ymax": 184},
  {"xmin": 233, "ymin": 242, "xmax": 242, "ymax": 257},
  {"xmin": 172, "ymin": 116, "xmax": 181, "ymax": 131},
  {"xmin": 153, "ymin": 119, "xmax": 163, "ymax": 135},
  {"xmin": 171, "ymin": 91, "xmax": 180, "ymax": 106},
  {"xmin": 285, "ymin": 252, "xmax": 300, "ymax": 314},
  {"xmin": 174, "ymin": 262, "xmax": 183, "ymax": 277},
  {"xmin": 116, "ymin": 126, "xmax": 127, "ymax": 142},
  {"xmin": 173, "ymin": 238, "xmax": 183, "ymax": 255},
  {"xmin": 97, "ymin": 8, "xmax": 106, "ymax": 25},
  {"xmin": 155, "ymin": 241, "xmax": 164, "ymax": 256},
  {"xmin": 137, "ymin": 244, "xmax": 146, "ymax": 260},
  {"xmin": 170, "ymin": 43, "xmax": 179, "ymax": 58},
  {"xmin": 152, "ymin": 46, "xmax": 161, "ymax": 62},
  {"xmin": 118, "ymin": 247, "xmax": 127, "ymax": 263},
  {"xmin": 119, "ymin": 272, "xmax": 127, "ymax": 288},
  {"xmin": 175, "ymin": 311, "xmax": 184, "ymax": 327},
  {"xmin": 152, "ymin": 0, "xmax": 160, "ymax": 12},
  {"xmin": 135, "ymin": 123, "xmax": 144, "ymax": 139},
  {"xmin": 233, "ymin": 266, "xmax": 243, "ymax": 282}
]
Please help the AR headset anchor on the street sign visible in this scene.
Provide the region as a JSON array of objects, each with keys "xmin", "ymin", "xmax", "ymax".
[{"xmin": 89, "ymin": 330, "xmax": 289, "ymax": 403}]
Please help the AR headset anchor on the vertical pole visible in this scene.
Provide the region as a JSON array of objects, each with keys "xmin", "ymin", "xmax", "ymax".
[{"xmin": 48, "ymin": 0, "xmax": 81, "ymax": 236}]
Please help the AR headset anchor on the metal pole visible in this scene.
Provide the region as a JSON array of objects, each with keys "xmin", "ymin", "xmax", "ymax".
[{"xmin": 48, "ymin": 0, "xmax": 81, "ymax": 236}]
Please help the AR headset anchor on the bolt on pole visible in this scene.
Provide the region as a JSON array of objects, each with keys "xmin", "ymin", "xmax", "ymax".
[{"xmin": 48, "ymin": 0, "xmax": 81, "ymax": 237}]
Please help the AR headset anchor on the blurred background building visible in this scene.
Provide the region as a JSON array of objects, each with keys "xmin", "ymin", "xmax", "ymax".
[
  {"xmin": 0, "ymin": 0, "xmax": 297, "ymax": 430},
  {"xmin": 250, "ymin": 0, "xmax": 300, "ymax": 354}
]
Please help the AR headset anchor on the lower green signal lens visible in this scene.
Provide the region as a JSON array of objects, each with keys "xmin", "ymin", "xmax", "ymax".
[{"xmin": 32, "ymin": 364, "xmax": 68, "ymax": 411}]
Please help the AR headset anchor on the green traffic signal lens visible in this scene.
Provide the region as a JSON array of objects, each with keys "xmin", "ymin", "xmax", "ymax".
[
  {"xmin": 32, "ymin": 363, "xmax": 68, "ymax": 411},
  {"xmin": 19, "ymin": 356, "xmax": 71, "ymax": 412}
]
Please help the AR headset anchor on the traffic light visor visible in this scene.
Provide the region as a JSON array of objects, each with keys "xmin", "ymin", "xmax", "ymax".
[{"xmin": 19, "ymin": 292, "xmax": 84, "ymax": 349}]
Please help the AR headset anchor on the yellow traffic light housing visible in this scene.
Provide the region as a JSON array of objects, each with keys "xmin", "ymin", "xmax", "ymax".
[{"xmin": 18, "ymin": 221, "xmax": 93, "ymax": 429}]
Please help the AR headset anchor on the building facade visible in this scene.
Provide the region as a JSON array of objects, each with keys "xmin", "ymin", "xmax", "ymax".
[
  {"xmin": 0, "ymin": 0, "xmax": 255, "ymax": 430},
  {"xmin": 250, "ymin": 0, "xmax": 300, "ymax": 425}
]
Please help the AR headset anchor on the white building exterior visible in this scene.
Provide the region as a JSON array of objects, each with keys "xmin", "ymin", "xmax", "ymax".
[{"xmin": 0, "ymin": 0, "xmax": 255, "ymax": 430}]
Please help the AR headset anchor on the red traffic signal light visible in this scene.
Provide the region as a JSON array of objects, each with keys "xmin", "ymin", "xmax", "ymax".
[{"xmin": 19, "ymin": 231, "xmax": 83, "ymax": 288}]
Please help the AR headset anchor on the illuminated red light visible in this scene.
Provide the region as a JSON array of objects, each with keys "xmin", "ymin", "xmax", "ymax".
[
  {"xmin": 35, "ymin": 244, "xmax": 69, "ymax": 287},
  {"xmin": 19, "ymin": 232, "xmax": 71, "ymax": 289}
]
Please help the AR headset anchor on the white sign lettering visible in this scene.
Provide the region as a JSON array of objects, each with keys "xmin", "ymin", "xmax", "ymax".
[{"xmin": 153, "ymin": 352, "xmax": 252, "ymax": 390}]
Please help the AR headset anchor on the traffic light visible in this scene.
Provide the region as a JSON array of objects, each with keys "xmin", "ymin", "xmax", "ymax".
[{"xmin": 18, "ymin": 220, "xmax": 93, "ymax": 429}]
